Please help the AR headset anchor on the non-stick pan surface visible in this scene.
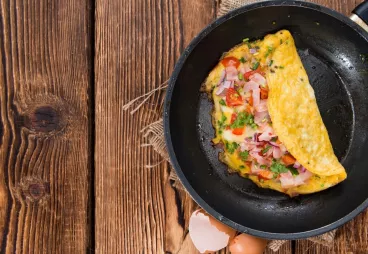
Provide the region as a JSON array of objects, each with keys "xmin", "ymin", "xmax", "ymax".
[{"xmin": 164, "ymin": 0, "xmax": 368, "ymax": 239}]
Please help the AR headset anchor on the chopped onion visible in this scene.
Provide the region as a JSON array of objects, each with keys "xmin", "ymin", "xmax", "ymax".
[
  {"xmin": 217, "ymin": 70, "xmax": 226, "ymax": 86},
  {"xmin": 249, "ymin": 48, "xmax": 257, "ymax": 54},
  {"xmin": 280, "ymin": 171, "xmax": 295, "ymax": 188}
]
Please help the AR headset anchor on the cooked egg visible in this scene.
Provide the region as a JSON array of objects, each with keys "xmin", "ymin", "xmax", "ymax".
[{"xmin": 189, "ymin": 209, "xmax": 236, "ymax": 253}]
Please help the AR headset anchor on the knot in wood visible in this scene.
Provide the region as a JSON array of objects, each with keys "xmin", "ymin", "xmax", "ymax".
[
  {"xmin": 28, "ymin": 183, "xmax": 47, "ymax": 200},
  {"xmin": 15, "ymin": 177, "xmax": 50, "ymax": 204},
  {"xmin": 25, "ymin": 106, "xmax": 62, "ymax": 133}
]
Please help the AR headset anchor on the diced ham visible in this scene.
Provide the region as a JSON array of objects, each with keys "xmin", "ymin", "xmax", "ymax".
[
  {"xmin": 226, "ymin": 66, "xmax": 238, "ymax": 81},
  {"xmin": 294, "ymin": 170, "xmax": 313, "ymax": 185},
  {"xmin": 251, "ymin": 73, "xmax": 266, "ymax": 86},
  {"xmin": 250, "ymin": 151, "xmax": 272, "ymax": 166},
  {"xmin": 244, "ymin": 80, "xmax": 259, "ymax": 92},
  {"xmin": 254, "ymin": 99, "xmax": 268, "ymax": 112},
  {"xmin": 239, "ymin": 64, "xmax": 252, "ymax": 74},
  {"xmin": 254, "ymin": 111, "xmax": 270, "ymax": 125},
  {"xmin": 272, "ymin": 146, "xmax": 283, "ymax": 159},
  {"xmin": 280, "ymin": 171, "xmax": 295, "ymax": 188},
  {"xmin": 252, "ymin": 88, "xmax": 260, "ymax": 107}
]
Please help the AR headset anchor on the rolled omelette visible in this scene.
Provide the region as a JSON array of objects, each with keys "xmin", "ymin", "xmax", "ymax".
[{"xmin": 204, "ymin": 30, "xmax": 347, "ymax": 196}]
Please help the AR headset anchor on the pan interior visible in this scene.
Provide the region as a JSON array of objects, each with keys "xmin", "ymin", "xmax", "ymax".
[{"xmin": 168, "ymin": 3, "xmax": 368, "ymax": 235}]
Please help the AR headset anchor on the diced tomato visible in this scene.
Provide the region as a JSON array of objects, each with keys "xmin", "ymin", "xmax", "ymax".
[
  {"xmin": 260, "ymin": 87, "xmax": 268, "ymax": 99},
  {"xmin": 282, "ymin": 154, "xmax": 296, "ymax": 166},
  {"xmin": 226, "ymin": 88, "xmax": 243, "ymax": 107},
  {"xmin": 258, "ymin": 170, "xmax": 273, "ymax": 180},
  {"xmin": 244, "ymin": 67, "xmax": 264, "ymax": 80},
  {"xmin": 245, "ymin": 105, "xmax": 252, "ymax": 114},
  {"xmin": 232, "ymin": 128, "xmax": 244, "ymax": 135},
  {"xmin": 230, "ymin": 113, "xmax": 237, "ymax": 124},
  {"xmin": 221, "ymin": 57, "xmax": 241, "ymax": 68},
  {"xmin": 248, "ymin": 96, "xmax": 253, "ymax": 106}
]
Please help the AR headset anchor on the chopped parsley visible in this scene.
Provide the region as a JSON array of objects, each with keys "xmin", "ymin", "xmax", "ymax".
[
  {"xmin": 271, "ymin": 137, "xmax": 278, "ymax": 142},
  {"xmin": 321, "ymin": 183, "xmax": 325, "ymax": 187},
  {"xmin": 251, "ymin": 61, "xmax": 260, "ymax": 70},
  {"xmin": 217, "ymin": 115, "xmax": 227, "ymax": 130},
  {"xmin": 238, "ymin": 73, "xmax": 244, "ymax": 80},
  {"xmin": 289, "ymin": 167, "xmax": 299, "ymax": 176},
  {"xmin": 239, "ymin": 150, "xmax": 249, "ymax": 161},
  {"xmin": 239, "ymin": 57, "xmax": 246, "ymax": 63},
  {"xmin": 262, "ymin": 146, "xmax": 271, "ymax": 154},
  {"xmin": 230, "ymin": 112, "xmax": 254, "ymax": 129},
  {"xmin": 269, "ymin": 60, "xmax": 274, "ymax": 66},
  {"xmin": 279, "ymin": 66, "xmax": 284, "ymax": 69},
  {"xmin": 264, "ymin": 46, "xmax": 274, "ymax": 57},
  {"xmin": 243, "ymin": 38, "xmax": 249, "ymax": 42},
  {"xmin": 239, "ymin": 165, "xmax": 245, "ymax": 169},
  {"xmin": 280, "ymin": 39, "xmax": 283, "ymax": 44},
  {"xmin": 219, "ymin": 99, "xmax": 226, "ymax": 106},
  {"xmin": 270, "ymin": 161, "xmax": 289, "ymax": 175},
  {"xmin": 260, "ymin": 165, "xmax": 267, "ymax": 169},
  {"xmin": 225, "ymin": 141, "xmax": 239, "ymax": 154}
]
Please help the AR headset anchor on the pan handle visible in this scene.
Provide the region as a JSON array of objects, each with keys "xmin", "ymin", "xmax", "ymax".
[{"xmin": 351, "ymin": 0, "xmax": 368, "ymax": 32}]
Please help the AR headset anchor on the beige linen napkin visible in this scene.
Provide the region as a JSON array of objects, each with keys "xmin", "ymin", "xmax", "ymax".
[{"xmin": 124, "ymin": 0, "xmax": 337, "ymax": 251}]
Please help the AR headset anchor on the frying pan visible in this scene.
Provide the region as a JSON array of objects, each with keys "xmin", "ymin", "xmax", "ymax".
[{"xmin": 164, "ymin": 0, "xmax": 368, "ymax": 239}]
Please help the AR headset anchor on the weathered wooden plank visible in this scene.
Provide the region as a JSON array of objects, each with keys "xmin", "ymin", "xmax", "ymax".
[
  {"xmin": 95, "ymin": 0, "xmax": 218, "ymax": 253},
  {"xmin": 0, "ymin": 0, "xmax": 92, "ymax": 253}
]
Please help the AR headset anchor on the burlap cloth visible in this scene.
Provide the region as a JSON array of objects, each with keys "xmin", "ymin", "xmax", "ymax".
[{"xmin": 123, "ymin": 0, "xmax": 337, "ymax": 251}]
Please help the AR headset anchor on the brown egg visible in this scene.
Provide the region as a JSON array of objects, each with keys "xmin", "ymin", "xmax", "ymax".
[
  {"xmin": 189, "ymin": 209, "xmax": 236, "ymax": 253},
  {"xmin": 229, "ymin": 233, "xmax": 268, "ymax": 254}
]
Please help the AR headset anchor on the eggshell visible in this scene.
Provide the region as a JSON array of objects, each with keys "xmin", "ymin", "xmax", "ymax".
[
  {"xmin": 229, "ymin": 233, "xmax": 268, "ymax": 254},
  {"xmin": 189, "ymin": 209, "xmax": 236, "ymax": 253}
]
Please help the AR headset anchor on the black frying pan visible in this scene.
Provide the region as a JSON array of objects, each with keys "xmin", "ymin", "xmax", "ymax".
[{"xmin": 164, "ymin": 0, "xmax": 368, "ymax": 239}]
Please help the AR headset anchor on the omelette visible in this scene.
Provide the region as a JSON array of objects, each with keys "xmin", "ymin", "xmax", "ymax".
[{"xmin": 204, "ymin": 30, "xmax": 347, "ymax": 196}]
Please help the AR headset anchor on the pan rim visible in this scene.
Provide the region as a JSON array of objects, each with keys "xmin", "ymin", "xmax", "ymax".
[{"xmin": 163, "ymin": 0, "xmax": 368, "ymax": 240}]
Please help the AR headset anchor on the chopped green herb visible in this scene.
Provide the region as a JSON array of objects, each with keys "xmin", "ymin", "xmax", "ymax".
[
  {"xmin": 239, "ymin": 151, "xmax": 249, "ymax": 161},
  {"xmin": 251, "ymin": 61, "xmax": 260, "ymax": 70},
  {"xmin": 269, "ymin": 60, "xmax": 274, "ymax": 66},
  {"xmin": 262, "ymin": 146, "xmax": 271, "ymax": 154},
  {"xmin": 225, "ymin": 141, "xmax": 239, "ymax": 154},
  {"xmin": 212, "ymin": 85, "xmax": 216, "ymax": 89},
  {"xmin": 271, "ymin": 137, "xmax": 277, "ymax": 142},
  {"xmin": 239, "ymin": 57, "xmax": 246, "ymax": 63},
  {"xmin": 238, "ymin": 73, "xmax": 244, "ymax": 80},
  {"xmin": 243, "ymin": 38, "xmax": 249, "ymax": 42},
  {"xmin": 321, "ymin": 183, "xmax": 325, "ymax": 187},
  {"xmin": 315, "ymin": 175, "xmax": 321, "ymax": 179},
  {"xmin": 260, "ymin": 165, "xmax": 267, "ymax": 169},
  {"xmin": 230, "ymin": 112, "xmax": 255, "ymax": 129},
  {"xmin": 217, "ymin": 115, "xmax": 227, "ymax": 130},
  {"xmin": 280, "ymin": 39, "xmax": 283, "ymax": 44},
  {"xmin": 279, "ymin": 66, "xmax": 284, "ymax": 69},
  {"xmin": 218, "ymin": 130, "xmax": 223, "ymax": 134},
  {"xmin": 239, "ymin": 165, "xmax": 245, "ymax": 169},
  {"xmin": 289, "ymin": 167, "xmax": 299, "ymax": 176},
  {"xmin": 251, "ymin": 123, "xmax": 258, "ymax": 129},
  {"xmin": 270, "ymin": 161, "xmax": 289, "ymax": 175},
  {"xmin": 219, "ymin": 99, "xmax": 226, "ymax": 106},
  {"xmin": 264, "ymin": 46, "xmax": 274, "ymax": 57}
]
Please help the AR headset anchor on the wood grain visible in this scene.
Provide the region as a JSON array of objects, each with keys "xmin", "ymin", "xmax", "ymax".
[
  {"xmin": 95, "ymin": 0, "xmax": 217, "ymax": 253},
  {"xmin": 0, "ymin": 0, "xmax": 92, "ymax": 253}
]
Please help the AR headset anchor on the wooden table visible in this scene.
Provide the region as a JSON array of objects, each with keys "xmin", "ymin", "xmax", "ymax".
[{"xmin": 0, "ymin": 0, "xmax": 367, "ymax": 253}]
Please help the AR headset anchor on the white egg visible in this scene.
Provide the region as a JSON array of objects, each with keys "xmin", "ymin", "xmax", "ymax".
[{"xmin": 189, "ymin": 209, "xmax": 236, "ymax": 253}]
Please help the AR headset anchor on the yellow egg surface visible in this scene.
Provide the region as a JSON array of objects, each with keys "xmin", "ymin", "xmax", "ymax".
[{"xmin": 204, "ymin": 30, "xmax": 347, "ymax": 196}]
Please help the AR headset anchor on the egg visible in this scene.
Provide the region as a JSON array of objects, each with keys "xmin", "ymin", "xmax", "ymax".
[
  {"xmin": 189, "ymin": 209, "xmax": 236, "ymax": 253},
  {"xmin": 229, "ymin": 233, "xmax": 268, "ymax": 254}
]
